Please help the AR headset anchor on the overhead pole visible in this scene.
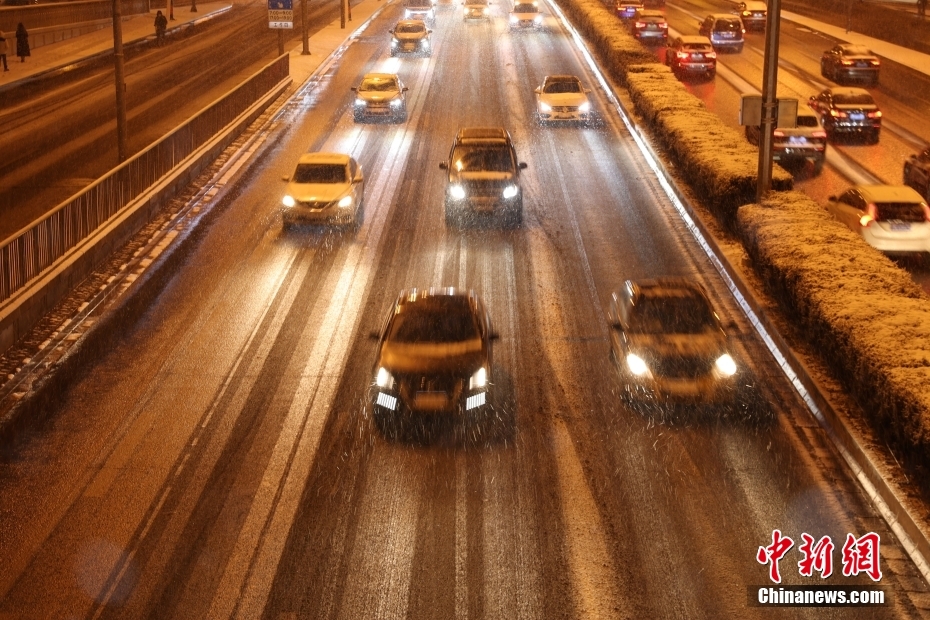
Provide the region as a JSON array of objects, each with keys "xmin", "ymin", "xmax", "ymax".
[
  {"xmin": 111, "ymin": 0, "xmax": 128, "ymax": 163},
  {"xmin": 301, "ymin": 0, "xmax": 309, "ymax": 54},
  {"xmin": 756, "ymin": 0, "xmax": 782, "ymax": 203}
]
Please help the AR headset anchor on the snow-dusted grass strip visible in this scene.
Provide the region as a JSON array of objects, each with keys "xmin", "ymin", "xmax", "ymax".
[
  {"xmin": 551, "ymin": 0, "xmax": 792, "ymax": 221},
  {"xmin": 739, "ymin": 192, "xmax": 930, "ymax": 459}
]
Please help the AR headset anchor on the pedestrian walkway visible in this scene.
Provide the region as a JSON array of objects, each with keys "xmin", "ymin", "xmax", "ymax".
[
  {"xmin": 0, "ymin": 2, "xmax": 232, "ymax": 90},
  {"xmin": 781, "ymin": 9, "xmax": 930, "ymax": 79}
]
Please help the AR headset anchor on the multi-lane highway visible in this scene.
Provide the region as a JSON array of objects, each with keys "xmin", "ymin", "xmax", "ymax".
[{"xmin": 1, "ymin": 0, "xmax": 929, "ymax": 617}]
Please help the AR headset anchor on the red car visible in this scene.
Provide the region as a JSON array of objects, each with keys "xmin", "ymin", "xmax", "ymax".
[
  {"xmin": 630, "ymin": 9, "xmax": 667, "ymax": 44},
  {"xmin": 665, "ymin": 36, "xmax": 716, "ymax": 80}
]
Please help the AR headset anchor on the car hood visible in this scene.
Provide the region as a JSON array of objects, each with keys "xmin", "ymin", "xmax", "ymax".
[
  {"xmin": 464, "ymin": 3, "xmax": 488, "ymax": 8},
  {"xmin": 287, "ymin": 182, "xmax": 350, "ymax": 202},
  {"xmin": 512, "ymin": 11, "xmax": 539, "ymax": 17},
  {"xmin": 357, "ymin": 91, "xmax": 400, "ymax": 102},
  {"xmin": 394, "ymin": 32, "xmax": 428, "ymax": 41},
  {"xmin": 379, "ymin": 340, "xmax": 486, "ymax": 373},
  {"xmin": 450, "ymin": 170, "xmax": 515, "ymax": 182},
  {"xmin": 627, "ymin": 331, "xmax": 727, "ymax": 358},
  {"xmin": 538, "ymin": 92, "xmax": 588, "ymax": 107}
]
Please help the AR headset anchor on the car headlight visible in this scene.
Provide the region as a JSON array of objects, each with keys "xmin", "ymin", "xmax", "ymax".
[
  {"xmin": 715, "ymin": 353, "xmax": 737, "ymax": 377},
  {"xmin": 391, "ymin": 38, "xmax": 399, "ymax": 46},
  {"xmin": 626, "ymin": 353, "xmax": 651, "ymax": 377},
  {"xmin": 449, "ymin": 184, "xmax": 466, "ymax": 200},
  {"xmin": 534, "ymin": 14, "xmax": 542, "ymax": 23},
  {"xmin": 338, "ymin": 195, "xmax": 353, "ymax": 208},
  {"xmin": 404, "ymin": 9, "xmax": 412, "ymax": 16},
  {"xmin": 282, "ymin": 195, "xmax": 295, "ymax": 207},
  {"xmin": 481, "ymin": 7, "xmax": 487, "ymax": 14},
  {"xmin": 376, "ymin": 367, "xmax": 395, "ymax": 389},
  {"xmin": 510, "ymin": 14, "xmax": 518, "ymax": 22},
  {"xmin": 502, "ymin": 184, "xmax": 519, "ymax": 199},
  {"xmin": 390, "ymin": 98, "xmax": 402, "ymax": 107},
  {"xmin": 355, "ymin": 98, "xmax": 366, "ymax": 106},
  {"xmin": 579, "ymin": 101, "xmax": 591, "ymax": 113},
  {"xmin": 538, "ymin": 101, "xmax": 552, "ymax": 113},
  {"xmin": 469, "ymin": 367, "xmax": 487, "ymax": 390},
  {"xmin": 422, "ymin": 39, "xmax": 430, "ymax": 47}
]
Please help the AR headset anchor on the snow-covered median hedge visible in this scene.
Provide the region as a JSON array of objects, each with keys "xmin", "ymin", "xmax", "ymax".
[
  {"xmin": 739, "ymin": 193, "xmax": 930, "ymax": 460},
  {"xmin": 550, "ymin": 0, "xmax": 792, "ymax": 222}
]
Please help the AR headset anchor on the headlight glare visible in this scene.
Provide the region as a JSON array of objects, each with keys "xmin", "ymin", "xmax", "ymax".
[
  {"xmin": 390, "ymin": 98, "xmax": 402, "ymax": 107},
  {"xmin": 626, "ymin": 353, "xmax": 650, "ymax": 377},
  {"xmin": 538, "ymin": 101, "xmax": 552, "ymax": 112},
  {"xmin": 469, "ymin": 367, "xmax": 487, "ymax": 390},
  {"xmin": 355, "ymin": 98, "xmax": 366, "ymax": 106},
  {"xmin": 715, "ymin": 353, "xmax": 737, "ymax": 377},
  {"xmin": 376, "ymin": 367, "xmax": 394, "ymax": 388},
  {"xmin": 282, "ymin": 195, "xmax": 295, "ymax": 207},
  {"xmin": 338, "ymin": 195, "xmax": 353, "ymax": 208},
  {"xmin": 534, "ymin": 14, "xmax": 542, "ymax": 22},
  {"xmin": 502, "ymin": 185, "xmax": 519, "ymax": 199},
  {"xmin": 579, "ymin": 101, "xmax": 591, "ymax": 113},
  {"xmin": 391, "ymin": 38, "xmax": 399, "ymax": 46},
  {"xmin": 449, "ymin": 184, "xmax": 466, "ymax": 200},
  {"xmin": 510, "ymin": 14, "xmax": 517, "ymax": 22}
]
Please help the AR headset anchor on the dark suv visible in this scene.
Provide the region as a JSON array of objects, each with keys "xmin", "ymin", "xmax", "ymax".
[
  {"xmin": 698, "ymin": 14, "xmax": 745, "ymax": 53},
  {"xmin": 370, "ymin": 288, "xmax": 498, "ymax": 436},
  {"xmin": 808, "ymin": 87, "xmax": 882, "ymax": 144},
  {"xmin": 439, "ymin": 127, "xmax": 527, "ymax": 227},
  {"xmin": 665, "ymin": 36, "xmax": 717, "ymax": 80},
  {"xmin": 745, "ymin": 105, "xmax": 827, "ymax": 174}
]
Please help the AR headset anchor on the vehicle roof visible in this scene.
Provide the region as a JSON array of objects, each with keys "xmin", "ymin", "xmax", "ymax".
[
  {"xmin": 837, "ymin": 43, "xmax": 875, "ymax": 55},
  {"xmin": 826, "ymin": 86, "xmax": 873, "ymax": 97},
  {"xmin": 361, "ymin": 72, "xmax": 400, "ymax": 81},
  {"xmin": 678, "ymin": 35, "xmax": 713, "ymax": 45},
  {"xmin": 741, "ymin": 1, "xmax": 767, "ymax": 9},
  {"xmin": 512, "ymin": 1, "xmax": 538, "ymax": 7},
  {"xmin": 624, "ymin": 278, "xmax": 710, "ymax": 300},
  {"xmin": 851, "ymin": 185, "xmax": 926, "ymax": 204},
  {"xmin": 455, "ymin": 127, "xmax": 512, "ymax": 143},
  {"xmin": 544, "ymin": 74, "xmax": 582, "ymax": 82},
  {"xmin": 636, "ymin": 9, "xmax": 664, "ymax": 18},
  {"xmin": 618, "ymin": 0, "xmax": 643, "ymax": 5},
  {"xmin": 394, "ymin": 19, "xmax": 427, "ymax": 26},
  {"xmin": 393, "ymin": 288, "xmax": 479, "ymax": 310},
  {"xmin": 296, "ymin": 152, "xmax": 352, "ymax": 165},
  {"xmin": 708, "ymin": 13, "xmax": 741, "ymax": 20}
]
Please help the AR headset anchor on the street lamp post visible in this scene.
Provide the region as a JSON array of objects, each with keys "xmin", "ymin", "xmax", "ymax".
[{"xmin": 757, "ymin": 0, "xmax": 782, "ymax": 203}]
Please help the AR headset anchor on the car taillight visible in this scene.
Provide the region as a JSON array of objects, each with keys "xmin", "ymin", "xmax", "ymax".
[
  {"xmin": 812, "ymin": 130, "xmax": 827, "ymax": 138},
  {"xmin": 829, "ymin": 109, "xmax": 847, "ymax": 118},
  {"xmin": 706, "ymin": 51, "xmax": 717, "ymax": 59},
  {"xmin": 742, "ymin": 10, "xmax": 750, "ymax": 15},
  {"xmin": 659, "ymin": 22, "xmax": 667, "ymax": 28},
  {"xmin": 773, "ymin": 130, "xmax": 785, "ymax": 137},
  {"xmin": 870, "ymin": 59, "xmax": 880, "ymax": 66},
  {"xmin": 677, "ymin": 51, "xmax": 689, "ymax": 59},
  {"xmin": 860, "ymin": 203, "xmax": 878, "ymax": 227},
  {"xmin": 922, "ymin": 202, "xmax": 930, "ymax": 222},
  {"xmin": 868, "ymin": 110, "xmax": 882, "ymax": 118},
  {"xmin": 634, "ymin": 21, "xmax": 646, "ymax": 27},
  {"xmin": 841, "ymin": 59, "xmax": 855, "ymax": 66},
  {"xmin": 741, "ymin": 28, "xmax": 746, "ymax": 33}
]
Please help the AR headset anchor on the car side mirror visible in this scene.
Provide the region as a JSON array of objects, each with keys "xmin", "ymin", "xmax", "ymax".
[
  {"xmin": 282, "ymin": 175, "xmax": 290, "ymax": 181},
  {"xmin": 353, "ymin": 174, "xmax": 364, "ymax": 183},
  {"xmin": 369, "ymin": 331, "xmax": 380, "ymax": 340},
  {"xmin": 439, "ymin": 162, "xmax": 448, "ymax": 169},
  {"xmin": 534, "ymin": 87, "xmax": 541, "ymax": 94},
  {"xmin": 828, "ymin": 195, "xmax": 837, "ymax": 202},
  {"xmin": 428, "ymin": 29, "xmax": 432, "ymax": 33},
  {"xmin": 490, "ymin": 331, "xmax": 501, "ymax": 340},
  {"xmin": 402, "ymin": 87, "xmax": 409, "ymax": 92},
  {"xmin": 519, "ymin": 162, "xmax": 528, "ymax": 169},
  {"xmin": 389, "ymin": 29, "xmax": 394, "ymax": 33},
  {"xmin": 351, "ymin": 87, "xmax": 358, "ymax": 92}
]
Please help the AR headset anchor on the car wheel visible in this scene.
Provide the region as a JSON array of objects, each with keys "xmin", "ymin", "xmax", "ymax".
[
  {"xmin": 868, "ymin": 129, "xmax": 880, "ymax": 145},
  {"xmin": 282, "ymin": 218, "xmax": 293, "ymax": 232},
  {"xmin": 903, "ymin": 164, "xmax": 912, "ymax": 185},
  {"xmin": 353, "ymin": 199, "xmax": 365, "ymax": 230},
  {"xmin": 444, "ymin": 202, "xmax": 458, "ymax": 227},
  {"xmin": 736, "ymin": 44, "xmax": 743, "ymax": 53},
  {"xmin": 353, "ymin": 111, "xmax": 363, "ymax": 123},
  {"xmin": 506, "ymin": 204, "xmax": 523, "ymax": 228},
  {"xmin": 820, "ymin": 60, "xmax": 828, "ymax": 78},
  {"xmin": 707, "ymin": 69, "xmax": 716, "ymax": 80},
  {"xmin": 812, "ymin": 158, "xmax": 825, "ymax": 176}
]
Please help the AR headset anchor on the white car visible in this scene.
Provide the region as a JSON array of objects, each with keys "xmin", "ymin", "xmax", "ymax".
[
  {"xmin": 509, "ymin": 1, "xmax": 543, "ymax": 29},
  {"xmin": 826, "ymin": 185, "xmax": 930, "ymax": 255},
  {"xmin": 463, "ymin": 0, "xmax": 490, "ymax": 20},
  {"xmin": 735, "ymin": 0, "xmax": 766, "ymax": 31},
  {"xmin": 534, "ymin": 75, "xmax": 593, "ymax": 123},
  {"xmin": 281, "ymin": 153, "xmax": 364, "ymax": 229},
  {"xmin": 351, "ymin": 73, "xmax": 408, "ymax": 123}
]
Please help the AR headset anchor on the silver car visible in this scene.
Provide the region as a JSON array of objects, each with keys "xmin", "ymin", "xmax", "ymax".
[
  {"xmin": 534, "ymin": 75, "xmax": 593, "ymax": 123},
  {"xmin": 826, "ymin": 185, "xmax": 930, "ymax": 256},
  {"xmin": 390, "ymin": 19, "xmax": 432, "ymax": 57},
  {"xmin": 281, "ymin": 153, "xmax": 364, "ymax": 229}
]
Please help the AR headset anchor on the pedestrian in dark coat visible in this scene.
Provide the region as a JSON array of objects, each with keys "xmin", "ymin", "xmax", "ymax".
[
  {"xmin": 154, "ymin": 11, "xmax": 168, "ymax": 45},
  {"xmin": 0, "ymin": 31, "xmax": 9, "ymax": 71},
  {"xmin": 15, "ymin": 23, "xmax": 29, "ymax": 62}
]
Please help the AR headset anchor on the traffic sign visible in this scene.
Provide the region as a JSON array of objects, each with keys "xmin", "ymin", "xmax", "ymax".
[{"xmin": 269, "ymin": 0, "xmax": 293, "ymax": 28}]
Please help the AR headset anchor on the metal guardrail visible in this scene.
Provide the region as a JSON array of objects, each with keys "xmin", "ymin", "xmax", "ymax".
[
  {"xmin": 0, "ymin": 53, "xmax": 289, "ymax": 304},
  {"xmin": 0, "ymin": 0, "xmax": 148, "ymax": 31}
]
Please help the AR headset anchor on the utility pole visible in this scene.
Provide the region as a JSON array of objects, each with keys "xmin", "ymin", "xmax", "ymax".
[
  {"xmin": 112, "ymin": 0, "xmax": 128, "ymax": 163},
  {"xmin": 341, "ymin": 0, "xmax": 346, "ymax": 28},
  {"xmin": 191, "ymin": 0, "xmax": 197, "ymax": 13},
  {"xmin": 756, "ymin": 0, "xmax": 782, "ymax": 203},
  {"xmin": 301, "ymin": 0, "xmax": 309, "ymax": 54}
]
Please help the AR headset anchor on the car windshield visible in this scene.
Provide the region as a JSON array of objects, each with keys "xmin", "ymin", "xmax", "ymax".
[
  {"xmin": 630, "ymin": 295, "xmax": 717, "ymax": 334},
  {"xmin": 405, "ymin": 0, "xmax": 431, "ymax": 7},
  {"xmin": 395, "ymin": 23, "xmax": 425, "ymax": 33},
  {"xmin": 359, "ymin": 77, "xmax": 398, "ymax": 92},
  {"xmin": 715, "ymin": 20, "xmax": 742, "ymax": 31},
  {"xmin": 450, "ymin": 145, "xmax": 515, "ymax": 173},
  {"xmin": 796, "ymin": 115, "xmax": 819, "ymax": 128},
  {"xmin": 543, "ymin": 79, "xmax": 582, "ymax": 94},
  {"xmin": 387, "ymin": 299, "xmax": 480, "ymax": 343},
  {"xmin": 843, "ymin": 45, "xmax": 873, "ymax": 56},
  {"xmin": 875, "ymin": 202, "xmax": 927, "ymax": 223},
  {"xmin": 833, "ymin": 93, "xmax": 875, "ymax": 105},
  {"xmin": 682, "ymin": 44, "xmax": 710, "ymax": 52},
  {"xmin": 513, "ymin": 3, "xmax": 537, "ymax": 11},
  {"xmin": 292, "ymin": 163, "xmax": 347, "ymax": 184}
]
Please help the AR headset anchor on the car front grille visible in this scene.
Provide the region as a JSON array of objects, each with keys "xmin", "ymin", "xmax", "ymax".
[
  {"xmin": 298, "ymin": 200, "xmax": 333, "ymax": 210},
  {"xmin": 552, "ymin": 106, "xmax": 579, "ymax": 113},
  {"xmin": 650, "ymin": 355, "xmax": 714, "ymax": 379}
]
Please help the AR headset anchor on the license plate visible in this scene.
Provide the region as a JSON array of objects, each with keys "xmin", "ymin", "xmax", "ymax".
[
  {"xmin": 890, "ymin": 222, "xmax": 912, "ymax": 231},
  {"xmin": 857, "ymin": 61, "xmax": 868, "ymax": 67},
  {"xmin": 646, "ymin": 24, "xmax": 656, "ymax": 29},
  {"xmin": 692, "ymin": 53, "xmax": 703, "ymax": 59},
  {"xmin": 788, "ymin": 136, "xmax": 808, "ymax": 145},
  {"xmin": 719, "ymin": 32, "xmax": 734, "ymax": 38},
  {"xmin": 850, "ymin": 113, "xmax": 865, "ymax": 120}
]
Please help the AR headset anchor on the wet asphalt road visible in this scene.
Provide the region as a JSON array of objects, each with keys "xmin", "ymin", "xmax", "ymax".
[{"xmin": 0, "ymin": 0, "xmax": 929, "ymax": 617}]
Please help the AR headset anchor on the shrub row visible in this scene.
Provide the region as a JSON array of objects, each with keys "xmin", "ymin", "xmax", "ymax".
[
  {"xmin": 739, "ymin": 193, "xmax": 930, "ymax": 463},
  {"xmin": 550, "ymin": 0, "xmax": 930, "ymax": 465},
  {"xmin": 552, "ymin": 0, "xmax": 792, "ymax": 223}
]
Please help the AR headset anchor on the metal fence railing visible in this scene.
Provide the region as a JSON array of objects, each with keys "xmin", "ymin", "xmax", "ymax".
[
  {"xmin": 0, "ymin": 53, "xmax": 289, "ymax": 305},
  {"xmin": 0, "ymin": 0, "xmax": 149, "ymax": 32}
]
